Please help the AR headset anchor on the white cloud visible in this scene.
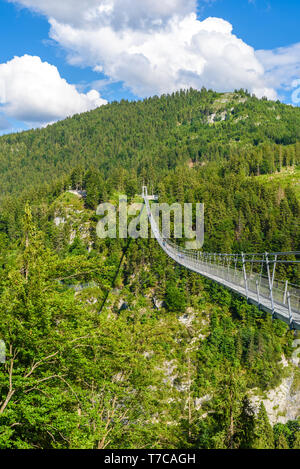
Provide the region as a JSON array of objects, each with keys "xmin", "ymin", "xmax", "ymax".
[
  {"xmin": 8, "ymin": 1, "xmax": 280, "ymax": 100},
  {"xmin": 9, "ymin": 0, "xmax": 196, "ymax": 29},
  {"xmin": 48, "ymin": 13, "xmax": 275, "ymax": 99},
  {"xmin": 0, "ymin": 55, "xmax": 107, "ymax": 125},
  {"xmin": 256, "ymin": 43, "xmax": 300, "ymax": 92}
]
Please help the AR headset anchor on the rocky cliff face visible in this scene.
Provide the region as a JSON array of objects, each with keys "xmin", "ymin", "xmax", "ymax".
[
  {"xmin": 252, "ymin": 372, "xmax": 300, "ymax": 425},
  {"xmin": 251, "ymin": 348, "xmax": 300, "ymax": 426}
]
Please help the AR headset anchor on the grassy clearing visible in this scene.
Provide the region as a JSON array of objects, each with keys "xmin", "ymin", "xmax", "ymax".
[
  {"xmin": 254, "ymin": 167, "xmax": 300, "ymax": 202},
  {"xmin": 53, "ymin": 191, "xmax": 85, "ymax": 210}
]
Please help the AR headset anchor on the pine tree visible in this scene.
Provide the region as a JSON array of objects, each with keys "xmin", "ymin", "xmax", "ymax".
[
  {"xmin": 293, "ymin": 432, "xmax": 300, "ymax": 449},
  {"xmin": 212, "ymin": 365, "xmax": 246, "ymax": 449},
  {"xmin": 235, "ymin": 332, "xmax": 243, "ymax": 362},
  {"xmin": 254, "ymin": 403, "xmax": 275, "ymax": 449},
  {"xmin": 246, "ymin": 334, "xmax": 255, "ymax": 368},
  {"xmin": 276, "ymin": 433, "xmax": 289, "ymax": 449},
  {"xmin": 235, "ymin": 396, "xmax": 256, "ymax": 448}
]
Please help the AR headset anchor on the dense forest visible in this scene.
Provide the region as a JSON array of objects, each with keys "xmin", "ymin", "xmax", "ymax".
[{"xmin": 0, "ymin": 89, "xmax": 299, "ymax": 449}]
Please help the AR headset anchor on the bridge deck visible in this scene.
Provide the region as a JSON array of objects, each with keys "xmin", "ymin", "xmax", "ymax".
[
  {"xmin": 142, "ymin": 190, "xmax": 300, "ymax": 330},
  {"xmin": 166, "ymin": 247, "xmax": 300, "ymax": 330}
]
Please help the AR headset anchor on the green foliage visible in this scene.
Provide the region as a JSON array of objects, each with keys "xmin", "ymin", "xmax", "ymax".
[
  {"xmin": 0, "ymin": 90, "xmax": 299, "ymax": 449},
  {"xmin": 274, "ymin": 420, "xmax": 300, "ymax": 449},
  {"xmin": 254, "ymin": 403, "xmax": 275, "ymax": 449},
  {"xmin": 165, "ymin": 282, "xmax": 187, "ymax": 312}
]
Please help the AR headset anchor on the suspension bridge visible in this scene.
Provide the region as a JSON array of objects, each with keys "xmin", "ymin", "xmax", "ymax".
[{"xmin": 142, "ymin": 186, "xmax": 300, "ymax": 330}]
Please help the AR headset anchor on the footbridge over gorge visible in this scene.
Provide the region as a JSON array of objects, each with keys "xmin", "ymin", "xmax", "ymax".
[{"xmin": 142, "ymin": 187, "xmax": 300, "ymax": 330}]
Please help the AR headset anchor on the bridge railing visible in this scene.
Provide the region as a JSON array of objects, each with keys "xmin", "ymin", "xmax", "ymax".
[{"xmin": 143, "ymin": 187, "xmax": 300, "ymax": 326}]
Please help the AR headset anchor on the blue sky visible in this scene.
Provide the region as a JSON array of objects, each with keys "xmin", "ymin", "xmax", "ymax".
[{"xmin": 0, "ymin": 0, "xmax": 300, "ymax": 134}]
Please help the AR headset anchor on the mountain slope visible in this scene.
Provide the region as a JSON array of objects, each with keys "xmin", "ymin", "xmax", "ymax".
[
  {"xmin": 1, "ymin": 88, "xmax": 300, "ymax": 203},
  {"xmin": 0, "ymin": 89, "xmax": 299, "ymax": 449}
]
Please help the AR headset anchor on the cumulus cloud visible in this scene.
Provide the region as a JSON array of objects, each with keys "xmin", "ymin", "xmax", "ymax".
[
  {"xmin": 8, "ymin": 1, "xmax": 279, "ymax": 100},
  {"xmin": 48, "ymin": 13, "xmax": 275, "ymax": 99},
  {"xmin": 0, "ymin": 55, "xmax": 107, "ymax": 125}
]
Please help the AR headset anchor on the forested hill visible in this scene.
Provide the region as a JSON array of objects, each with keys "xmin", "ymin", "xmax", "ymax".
[
  {"xmin": 1, "ymin": 88, "xmax": 299, "ymax": 256},
  {"xmin": 1, "ymin": 88, "xmax": 300, "ymax": 205}
]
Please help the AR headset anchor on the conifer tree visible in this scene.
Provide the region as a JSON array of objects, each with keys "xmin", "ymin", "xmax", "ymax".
[
  {"xmin": 276, "ymin": 433, "xmax": 289, "ymax": 449},
  {"xmin": 235, "ymin": 396, "xmax": 256, "ymax": 449},
  {"xmin": 254, "ymin": 403, "xmax": 275, "ymax": 449},
  {"xmin": 293, "ymin": 432, "xmax": 300, "ymax": 449}
]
